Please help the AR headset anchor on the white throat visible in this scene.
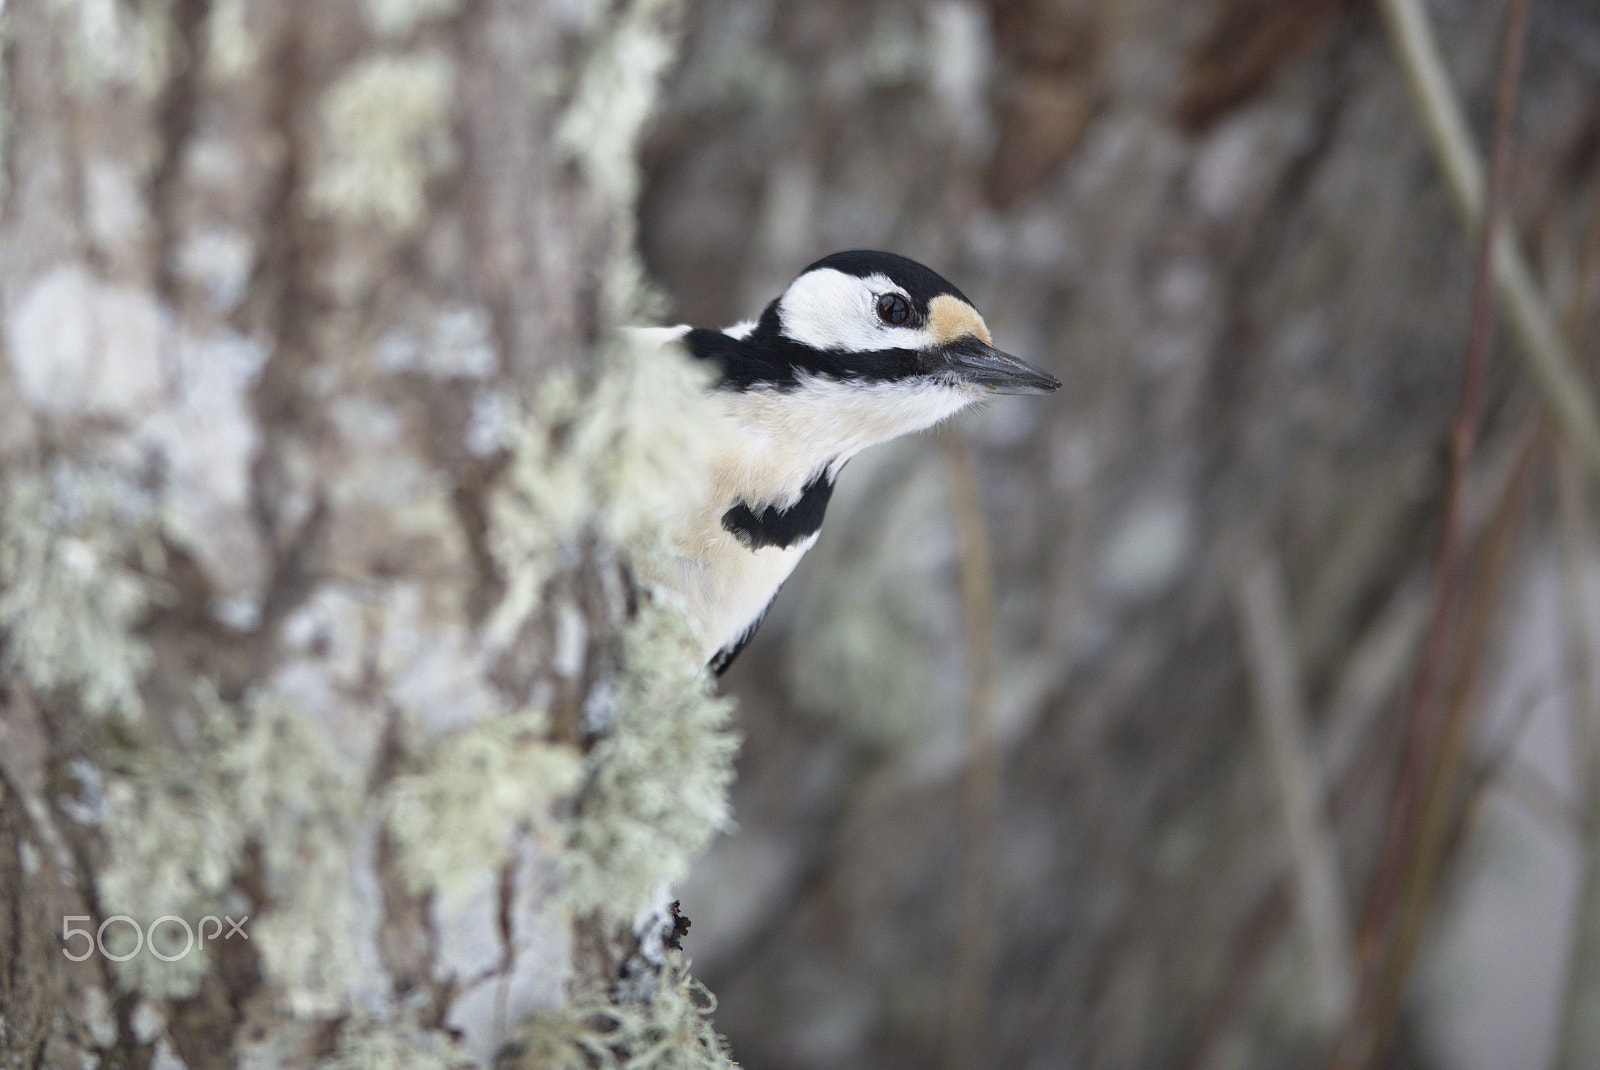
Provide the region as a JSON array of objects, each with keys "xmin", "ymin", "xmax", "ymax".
[{"xmin": 711, "ymin": 372, "xmax": 975, "ymax": 511}]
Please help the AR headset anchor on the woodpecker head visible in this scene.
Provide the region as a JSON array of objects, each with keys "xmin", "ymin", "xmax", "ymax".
[
  {"xmin": 688, "ymin": 250, "xmax": 1059, "ymax": 465},
  {"xmin": 653, "ymin": 251, "xmax": 1060, "ymax": 674},
  {"xmin": 717, "ymin": 250, "xmax": 1058, "ymax": 394}
]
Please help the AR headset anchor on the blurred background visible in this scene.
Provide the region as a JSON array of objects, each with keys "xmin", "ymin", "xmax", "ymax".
[{"xmin": 635, "ymin": 1, "xmax": 1600, "ymax": 1068}]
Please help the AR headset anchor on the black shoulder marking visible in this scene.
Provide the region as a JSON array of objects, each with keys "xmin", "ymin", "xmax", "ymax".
[
  {"xmin": 682, "ymin": 327, "xmax": 745, "ymax": 376},
  {"xmin": 722, "ymin": 469, "xmax": 836, "ymax": 550},
  {"xmin": 684, "ymin": 320, "xmax": 815, "ymax": 393}
]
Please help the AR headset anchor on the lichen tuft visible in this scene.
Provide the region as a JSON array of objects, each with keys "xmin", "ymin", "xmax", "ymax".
[
  {"xmin": 204, "ymin": 0, "xmax": 257, "ymax": 76},
  {"xmin": 310, "ymin": 52, "xmax": 454, "ymax": 230},
  {"xmin": 481, "ymin": 330, "xmax": 739, "ymax": 921},
  {"xmin": 49, "ymin": 0, "xmax": 169, "ymax": 91},
  {"xmin": 218, "ymin": 692, "xmax": 379, "ymax": 1016},
  {"xmin": 556, "ymin": 0, "xmax": 681, "ymax": 204},
  {"xmin": 506, "ymin": 964, "xmax": 737, "ymax": 1070},
  {"xmin": 361, "ymin": 0, "xmax": 461, "ymax": 38},
  {"xmin": 0, "ymin": 462, "xmax": 161, "ymax": 724},
  {"xmin": 485, "ymin": 331, "xmax": 722, "ymax": 658},
  {"xmin": 317, "ymin": 1018, "xmax": 477, "ymax": 1070},
  {"xmin": 562, "ymin": 602, "xmax": 738, "ymax": 918},
  {"xmin": 384, "ymin": 708, "xmax": 584, "ymax": 903}
]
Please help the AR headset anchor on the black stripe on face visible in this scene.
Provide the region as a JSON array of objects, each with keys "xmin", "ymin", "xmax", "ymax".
[
  {"xmin": 722, "ymin": 468, "xmax": 837, "ymax": 550},
  {"xmin": 686, "ymin": 323, "xmax": 923, "ymax": 393}
]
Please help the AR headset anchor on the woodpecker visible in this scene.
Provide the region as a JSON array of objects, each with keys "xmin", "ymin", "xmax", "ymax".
[{"xmin": 642, "ymin": 250, "xmax": 1060, "ymax": 675}]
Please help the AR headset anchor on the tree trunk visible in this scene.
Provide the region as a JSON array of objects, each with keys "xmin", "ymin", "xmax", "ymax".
[{"xmin": 0, "ymin": 1, "xmax": 735, "ymax": 1066}]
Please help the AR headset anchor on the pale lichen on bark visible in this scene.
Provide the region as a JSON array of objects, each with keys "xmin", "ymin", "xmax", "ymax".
[
  {"xmin": 560, "ymin": 600, "xmax": 738, "ymax": 918},
  {"xmin": 310, "ymin": 51, "xmax": 456, "ymax": 231},
  {"xmin": 0, "ymin": 463, "xmax": 161, "ymax": 724},
  {"xmin": 482, "ymin": 329, "xmax": 739, "ymax": 917},
  {"xmin": 506, "ymin": 964, "xmax": 734, "ymax": 1070},
  {"xmin": 486, "ymin": 335, "xmax": 722, "ymax": 636},
  {"xmin": 384, "ymin": 707, "xmax": 584, "ymax": 902},
  {"xmin": 47, "ymin": 0, "xmax": 169, "ymax": 92},
  {"xmin": 360, "ymin": 0, "xmax": 462, "ymax": 40},
  {"xmin": 0, "ymin": 0, "xmax": 745, "ymax": 1065}
]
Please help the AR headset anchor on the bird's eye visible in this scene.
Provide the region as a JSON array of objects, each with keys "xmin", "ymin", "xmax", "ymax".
[{"xmin": 876, "ymin": 292, "xmax": 912, "ymax": 326}]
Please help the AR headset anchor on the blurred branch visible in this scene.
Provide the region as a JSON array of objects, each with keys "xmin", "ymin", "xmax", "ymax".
[
  {"xmin": 1319, "ymin": 587, "xmax": 1430, "ymax": 782},
  {"xmin": 941, "ymin": 431, "xmax": 1001, "ymax": 1070},
  {"xmin": 1183, "ymin": 577, "xmax": 1429, "ymax": 1070},
  {"xmin": 1233, "ymin": 556, "xmax": 1356, "ymax": 1030},
  {"xmin": 1350, "ymin": 417, "xmax": 1543, "ymax": 1069},
  {"xmin": 1377, "ymin": 0, "xmax": 1600, "ymax": 475},
  {"xmin": 1336, "ymin": 1, "xmax": 1537, "ymax": 1066},
  {"xmin": 1549, "ymin": 205, "xmax": 1600, "ymax": 1070},
  {"xmin": 1362, "ymin": 0, "xmax": 1531, "ymax": 967}
]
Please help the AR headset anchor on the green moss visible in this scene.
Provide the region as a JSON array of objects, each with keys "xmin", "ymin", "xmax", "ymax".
[
  {"xmin": 310, "ymin": 52, "xmax": 454, "ymax": 230},
  {"xmin": 507, "ymin": 964, "xmax": 737, "ymax": 1070},
  {"xmin": 0, "ymin": 463, "xmax": 161, "ymax": 724}
]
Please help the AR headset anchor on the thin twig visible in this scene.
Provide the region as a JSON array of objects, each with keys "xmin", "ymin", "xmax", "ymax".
[
  {"xmin": 1181, "ymin": 578, "xmax": 1427, "ymax": 1070},
  {"xmin": 1372, "ymin": 411, "xmax": 1542, "ymax": 1058},
  {"xmin": 941, "ymin": 431, "xmax": 1002, "ymax": 1070},
  {"xmin": 1336, "ymin": 0, "xmax": 1536, "ymax": 1066},
  {"xmin": 1360, "ymin": 0, "xmax": 1529, "ymax": 974},
  {"xmin": 1376, "ymin": 0, "xmax": 1600, "ymax": 475},
  {"xmin": 1335, "ymin": 416, "xmax": 1541, "ymax": 1069},
  {"xmin": 1233, "ymin": 555, "xmax": 1356, "ymax": 1030},
  {"xmin": 1548, "ymin": 190, "xmax": 1600, "ymax": 1070}
]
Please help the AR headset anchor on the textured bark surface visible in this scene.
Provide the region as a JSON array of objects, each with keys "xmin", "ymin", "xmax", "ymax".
[{"xmin": 1, "ymin": 1, "xmax": 736, "ymax": 1067}]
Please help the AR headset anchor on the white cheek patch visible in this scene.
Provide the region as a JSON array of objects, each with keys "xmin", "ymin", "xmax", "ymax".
[{"xmin": 776, "ymin": 269, "xmax": 936, "ymax": 353}]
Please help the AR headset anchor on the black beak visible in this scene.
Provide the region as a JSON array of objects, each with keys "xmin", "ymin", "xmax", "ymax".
[{"xmin": 934, "ymin": 338, "xmax": 1061, "ymax": 395}]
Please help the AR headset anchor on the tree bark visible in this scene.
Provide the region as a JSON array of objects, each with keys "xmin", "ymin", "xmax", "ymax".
[{"xmin": 0, "ymin": 1, "xmax": 735, "ymax": 1067}]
